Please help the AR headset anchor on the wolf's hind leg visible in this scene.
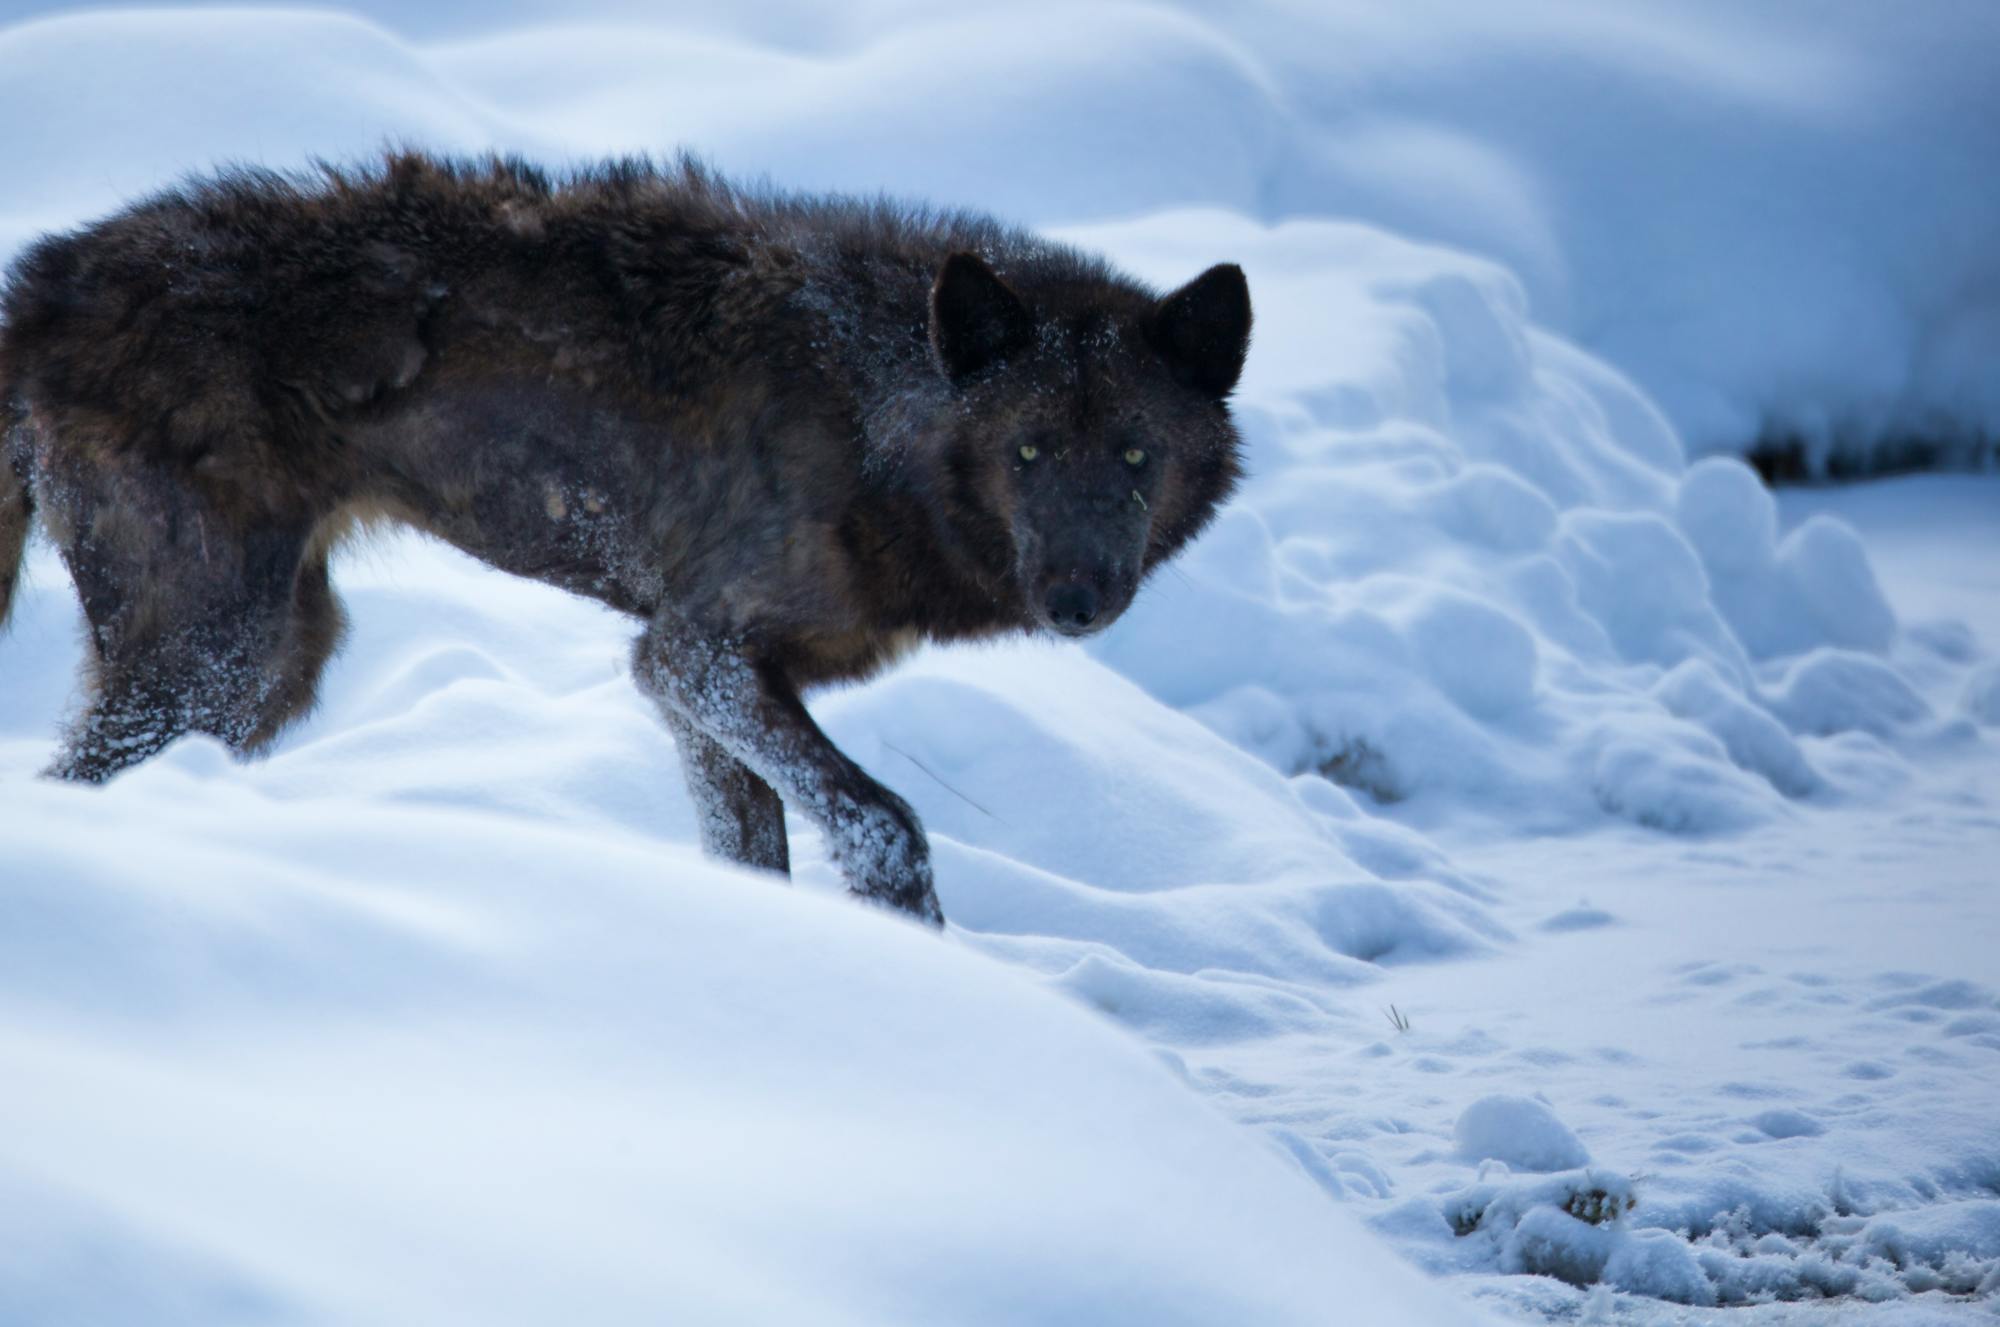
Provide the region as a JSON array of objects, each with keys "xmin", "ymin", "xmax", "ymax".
[
  {"xmin": 42, "ymin": 462, "xmax": 329, "ymax": 782},
  {"xmin": 633, "ymin": 615, "xmax": 942, "ymax": 926},
  {"xmin": 660, "ymin": 706, "xmax": 790, "ymax": 875},
  {"xmin": 0, "ymin": 445, "xmax": 31, "ymax": 633},
  {"xmin": 50, "ymin": 607, "xmax": 297, "ymax": 783}
]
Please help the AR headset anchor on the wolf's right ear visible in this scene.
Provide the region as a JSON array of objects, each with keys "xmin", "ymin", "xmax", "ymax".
[
  {"xmin": 930, "ymin": 252, "xmax": 1033, "ymax": 384},
  {"xmin": 1149, "ymin": 263, "xmax": 1252, "ymax": 399}
]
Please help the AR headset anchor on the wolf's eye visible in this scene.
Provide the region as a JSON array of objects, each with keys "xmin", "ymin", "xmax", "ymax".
[
  {"xmin": 1123, "ymin": 447, "xmax": 1147, "ymax": 467},
  {"xmin": 1019, "ymin": 443, "xmax": 1040, "ymax": 462}
]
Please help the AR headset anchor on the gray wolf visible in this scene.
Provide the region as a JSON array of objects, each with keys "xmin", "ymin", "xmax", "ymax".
[{"xmin": 0, "ymin": 153, "xmax": 1250, "ymax": 925}]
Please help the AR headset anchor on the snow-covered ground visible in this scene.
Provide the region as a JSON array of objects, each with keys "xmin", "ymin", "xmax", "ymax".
[{"xmin": 3, "ymin": 4, "xmax": 1997, "ymax": 1323}]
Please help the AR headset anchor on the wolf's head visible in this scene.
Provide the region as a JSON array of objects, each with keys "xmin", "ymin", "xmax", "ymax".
[{"xmin": 925, "ymin": 252, "xmax": 1250, "ymax": 638}]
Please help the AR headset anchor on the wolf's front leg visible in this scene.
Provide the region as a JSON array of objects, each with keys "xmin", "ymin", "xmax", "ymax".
[
  {"xmin": 659, "ymin": 707, "xmax": 790, "ymax": 875},
  {"xmin": 634, "ymin": 617, "xmax": 944, "ymax": 927}
]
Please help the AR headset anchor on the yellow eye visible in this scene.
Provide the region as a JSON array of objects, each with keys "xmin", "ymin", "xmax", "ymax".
[
  {"xmin": 1019, "ymin": 443, "xmax": 1039, "ymax": 462},
  {"xmin": 1123, "ymin": 447, "xmax": 1147, "ymax": 467}
]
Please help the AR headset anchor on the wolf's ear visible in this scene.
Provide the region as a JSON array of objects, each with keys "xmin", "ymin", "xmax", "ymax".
[
  {"xmin": 930, "ymin": 252, "xmax": 1033, "ymax": 383},
  {"xmin": 1149, "ymin": 263, "xmax": 1252, "ymax": 399}
]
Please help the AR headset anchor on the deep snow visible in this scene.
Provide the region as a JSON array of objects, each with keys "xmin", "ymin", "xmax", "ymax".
[
  {"xmin": 0, "ymin": 773, "xmax": 1483, "ymax": 1326},
  {"xmin": 3, "ymin": 4, "xmax": 1998, "ymax": 1323}
]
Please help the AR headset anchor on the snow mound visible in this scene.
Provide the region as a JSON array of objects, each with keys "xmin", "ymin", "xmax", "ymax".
[
  {"xmin": 1751, "ymin": 1109, "xmax": 1828, "ymax": 1142},
  {"xmin": 1434, "ymin": 1171, "xmax": 1707, "ymax": 1301},
  {"xmin": 0, "ymin": 776, "xmax": 1488, "ymax": 1326},
  {"xmin": 1454, "ymin": 1095, "xmax": 1591, "ymax": 1173},
  {"xmin": 1063, "ymin": 211, "xmax": 1966, "ymax": 838},
  {"xmin": 816, "ymin": 644, "xmax": 1505, "ymax": 1005}
]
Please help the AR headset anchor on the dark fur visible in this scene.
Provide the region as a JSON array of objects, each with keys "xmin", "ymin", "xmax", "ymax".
[{"xmin": 0, "ymin": 152, "xmax": 1250, "ymax": 924}]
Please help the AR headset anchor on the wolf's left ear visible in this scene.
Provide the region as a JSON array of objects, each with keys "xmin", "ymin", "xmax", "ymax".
[
  {"xmin": 931, "ymin": 252, "xmax": 1033, "ymax": 384},
  {"xmin": 1148, "ymin": 263, "xmax": 1252, "ymax": 399}
]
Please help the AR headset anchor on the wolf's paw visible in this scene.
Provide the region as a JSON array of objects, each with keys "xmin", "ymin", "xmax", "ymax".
[
  {"xmin": 849, "ymin": 879, "xmax": 945, "ymax": 929},
  {"xmin": 835, "ymin": 793, "xmax": 943, "ymax": 927}
]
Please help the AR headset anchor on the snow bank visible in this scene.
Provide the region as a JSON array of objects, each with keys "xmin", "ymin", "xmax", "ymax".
[
  {"xmin": 0, "ymin": 772, "xmax": 1489, "ymax": 1325},
  {"xmin": 0, "ymin": 515, "xmax": 1523, "ymax": 1316},
  {"xmin": 1061, "ymin": 210, "xmax": 1959, "ymax": 838}
]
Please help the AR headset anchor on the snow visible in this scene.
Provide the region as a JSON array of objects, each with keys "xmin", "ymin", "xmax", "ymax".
[
  {"xmin": 0, "ymin": 774, "xmax": 1487, "ymax": 1326},
  {"xmin": 4, "ymin": 3, "xmax": 1999, "ymax": 1323},
  {"xmin": 1454, "ymin": 1097, "xmax": 1591, "ymax": 1174}
]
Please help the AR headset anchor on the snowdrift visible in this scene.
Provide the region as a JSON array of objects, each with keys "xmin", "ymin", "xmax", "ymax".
[
  {"xmin": 4, "ymin": 4, "xmax": 1998, "ymax": 1321},
  {"xmin": 0, "ymin": 776, "xmax": 1492, "ymax": 1325},
  {"xmin": 1062, "ymin": 209, "xmax": 1969, "ymax": 841}
]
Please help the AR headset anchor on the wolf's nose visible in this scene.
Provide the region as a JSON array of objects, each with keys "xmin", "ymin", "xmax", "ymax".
[{"xmin": 1045, "ymin": 582, "xmax": 1099, "ymax": 631}]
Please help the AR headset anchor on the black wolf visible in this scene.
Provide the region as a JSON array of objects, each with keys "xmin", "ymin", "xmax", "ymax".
[{"xmin": 0, "ymin": 153, "xmax": 1249, "ymax": 925}]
